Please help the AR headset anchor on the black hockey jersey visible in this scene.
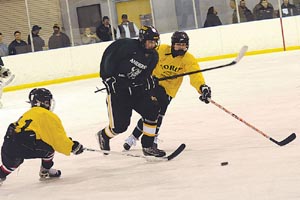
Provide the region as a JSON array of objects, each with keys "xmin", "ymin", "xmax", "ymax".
[{"xmin": 100, "ymin": 38, "xmax": 158, "ymax": 89}]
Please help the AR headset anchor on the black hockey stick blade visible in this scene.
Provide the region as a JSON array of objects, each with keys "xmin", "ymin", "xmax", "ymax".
[
  {"xmin": 166, "ymin": 143, "xmax": 186, "ymax": 160},
  {"xmin": 270, "ymin": 133, "xmax": 296, "ymax": 146}
]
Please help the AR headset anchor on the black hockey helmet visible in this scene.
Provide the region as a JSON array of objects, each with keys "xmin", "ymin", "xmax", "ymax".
[
  {"xmin": 171, "ymin": 31, "xmax": 189, "ymax": 46},
  {"xmin": 139, "ymin": 25, "xmax": 160, "ymax": 50},
  {"xmin": 29, "ymin": 88, "xmax": 54, "ymax": 111},
  {"xmin": 171, "ymin": 31, "xmax": 189, "ymax": 57}
]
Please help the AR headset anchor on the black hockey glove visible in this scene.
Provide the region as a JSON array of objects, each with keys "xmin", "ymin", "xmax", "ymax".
[
  {"xmin": 0, "ymin": 67, "xmax": 11, "ymax": 78},
  {"xmin": 199, "ymin": 84, "xmax": 211, "ymax": 104},
  {"xmin": 102, "ymin": 77, "xmax": 117, "ymax": 95},
  {"xmin": 72, "ymin": 141, "xmax": 84, "ymax": 155},
  {"xmin": 145, "ymin": 76, "xmax": 158, "ymax": 91}
]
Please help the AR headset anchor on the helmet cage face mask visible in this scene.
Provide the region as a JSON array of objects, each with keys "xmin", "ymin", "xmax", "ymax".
[
  {"xmin": 29, "ymin": 88, "xmax": 55, "ymax": 111},
  {"xmin": 171, "ymin": 31, "xmax": 189, "ymax": 57},
  {"xmin": 139, "ymin": 26, "xmax": 160, "ymax": 52}
]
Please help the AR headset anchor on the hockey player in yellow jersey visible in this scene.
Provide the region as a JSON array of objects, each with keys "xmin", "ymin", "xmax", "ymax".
[
  {"xmin": 123, "ymin": 31, "xmax": 211, "ymax": 150},
  {"xmin": 0, "ymin": 88, "xmax": 84, "ymax": 185}
]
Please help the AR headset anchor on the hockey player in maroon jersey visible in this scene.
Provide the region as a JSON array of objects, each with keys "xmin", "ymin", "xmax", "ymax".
[
  {"xmin": 97, "ymin": 25, "xmax": 166, "ymax": 157},
  {"xmin": 123, "ymin": 31, "xmax": 211, "ymax": 150},
  {"xmin": 0, "ymin": 88, "xmax": 84, "ymax": 185}
]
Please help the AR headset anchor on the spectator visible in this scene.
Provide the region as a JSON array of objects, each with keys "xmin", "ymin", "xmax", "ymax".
[
  {"xmin": 240, "ymin": 0, "xmax": 255, "ymax": 21},
  {"xmin": 48, "ymin": 24, "xmax": 71, "ymax": 49},
  {"xmin": 230, "ymin": 0, "xmax": 254, "ymax": 23},
  {"xmin": 28, "ymin": 25, "xmax": 45, "ymax": 52},
  {"xmin": 116, "ymin": 14, "xmax": 139, "ymax": 39},
  {"xmin": 0, "ymin": 33, "xmax": 8, "ymax": 57},
  {"xmin": 253, "ymin": 0, "xmax": 274, "ymax": 20},
  {"xmin": 81, "ymin": 27, "xmax": 99, "ymax": 44},
  {"xmin": 279, "ymin": 0, "xmax": 298, "ymax": 17},
  {"xmin": 96, "ymin": 16, "xmax": 116, "ymax": 42},
  {"xmin": 203, "ymin": 6, "xmax": 222, "ymax": 28},
  {"xmin": 8, "ymin": 31, "xmax": 28, "ymax": 55}
]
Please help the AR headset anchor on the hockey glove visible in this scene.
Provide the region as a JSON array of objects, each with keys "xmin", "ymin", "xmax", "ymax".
[
  {"xmin": 199, "ymin": 84, "xmax": 211, "ymax": 104},
  {"xmin": 0, "ymin": 67, "xmax": 11, "ymax": 78},
  {"xmin": 72, "ymin": 141, "xmax": 84, "ymax": 155},
  {"xmin": 145, "ymin": 76, "xmax": 158, "ymax": 91},
  {"xmin": 102, "ymin": 77, "xmax": 117, "ymax": 95}
]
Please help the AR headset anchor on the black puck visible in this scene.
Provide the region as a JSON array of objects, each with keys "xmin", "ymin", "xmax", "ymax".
[{"xmin": 221, "ymin": 162, "xmax": 228, "ymax": 166}]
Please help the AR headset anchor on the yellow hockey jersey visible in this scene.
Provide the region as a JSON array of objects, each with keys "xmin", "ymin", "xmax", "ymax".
[
  {"xmin": 153, "ymin": 44, "xmax": 206, "ymax": 98},
  {"xmin": 14, "ymin": 107, "xmax": 74, "ymax": 156}
]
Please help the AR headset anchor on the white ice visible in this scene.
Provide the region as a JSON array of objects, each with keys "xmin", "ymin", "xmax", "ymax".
[{"xmin": 0, "ymin": 50, "xmax": 299, "ymax": 200}]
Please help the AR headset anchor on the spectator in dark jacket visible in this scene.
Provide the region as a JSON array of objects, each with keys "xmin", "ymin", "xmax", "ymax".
[
  {"xmin": 96, "ymin": 16, "xmax": 116, "ymax": 42},
  {"xmin": 253, "ymin": 0, "xmax": 274, "ymax": 20},
  {"xmin": 279, "ymin": 0, "xmax": 298, "ymax": 17},
  {"xmin": 48, "ymin": 24, "xmax": 71, "ymax": 49},
  {"xmin": 8, "ymin": 31, "xmax": 28, "ymax": 55},
  {"xmin": 204, "ymin": 6, "xmax": 222, "ymax": 28},
  {"xmin": 28, "ymin": 25, "xmax": 45, "ymax": 52},
  {"xmin": 240, "ymin": 0, "xmax": 255, "ymax": 22},
  {"xmin": 231, "ymin": 0, "xmax": 254, "ymax": 23}
]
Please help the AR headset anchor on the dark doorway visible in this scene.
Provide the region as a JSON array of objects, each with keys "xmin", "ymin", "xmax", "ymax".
[{"xmin": 77, "ymin": 4, "xmax": 102, "ymax": 33}]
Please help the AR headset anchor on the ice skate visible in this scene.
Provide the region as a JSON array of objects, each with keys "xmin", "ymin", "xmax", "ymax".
[
  {"xmin": 123, "ymin": 134, "xmax": 138, "ymax": 150},
  {"xmin": 39, "ymin": 167, "xmax": 61, "ymax": 179},
  {"xmin": 143, "ymin": 146, "xmax": 166, "ymax": 157},
  {"xmin": 97, "ymin": 130, "xmax": 110, "ymax": 154}
]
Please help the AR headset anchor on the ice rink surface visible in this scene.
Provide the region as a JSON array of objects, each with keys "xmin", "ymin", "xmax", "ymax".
[{"xmin": 0, "ymin": 50, "xmax": 299, "ymax": 200}]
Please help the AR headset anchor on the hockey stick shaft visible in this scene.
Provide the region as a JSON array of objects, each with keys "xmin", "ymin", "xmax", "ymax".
[
  {"xmin": 84, "ymin": 144, "xmax": 186, "ymax": 161},
  {"xmin": 84, "ymin": 147, "xmax": 144, "ymax": 157},
  {"xmin": 158, "ymin": 45, "xmax": 248, "ymax": 81},
  {"xmin": 95, "ymin": 57, "xmax": 238, "ymax": 93},
  {"xmin": 210, "ymin": 99, "xmax": 296, "ymax": 146},
  {"xmin": 84, "ymin": 147, "xmax": 167, "ymax": 160},
  {"xmin": 95, "ymin": 59, "xmax": 239, "ymax": 93},
  {"xmin": 95, "ymin": 46, "xmax": 248, "ymax": 93}
]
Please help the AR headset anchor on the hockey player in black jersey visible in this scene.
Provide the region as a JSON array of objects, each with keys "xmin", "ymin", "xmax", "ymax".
[
  {"xmin": 97, "ymin": 25, "xmax": 166, "ymax": 157},
  {"xmin": 123, "ymin": 31, "xmax": 211, "ymax": 150}
]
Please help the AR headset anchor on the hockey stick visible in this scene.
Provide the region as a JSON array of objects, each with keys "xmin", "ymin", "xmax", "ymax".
[
  {"xmin": 210, "ymin": 99, "xmax": 296, "ymax": 146},
  {"xmin": 94, "ymin": 46, "xmax": 248, "ymax": 93},
  {"xmin": 84, "ymin": 143, "xmax": 185, "ymax": 161},
  {"xmin": 94, "ymin": 87, "xmax": 106, "ymax": 93},
  {"xmin": 84, "ymin": 147, "xmax": 150, "ymax": 159},
  {"xmin": 158, "ymin": 45, "xmax": 248, "ymax": 81}
]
